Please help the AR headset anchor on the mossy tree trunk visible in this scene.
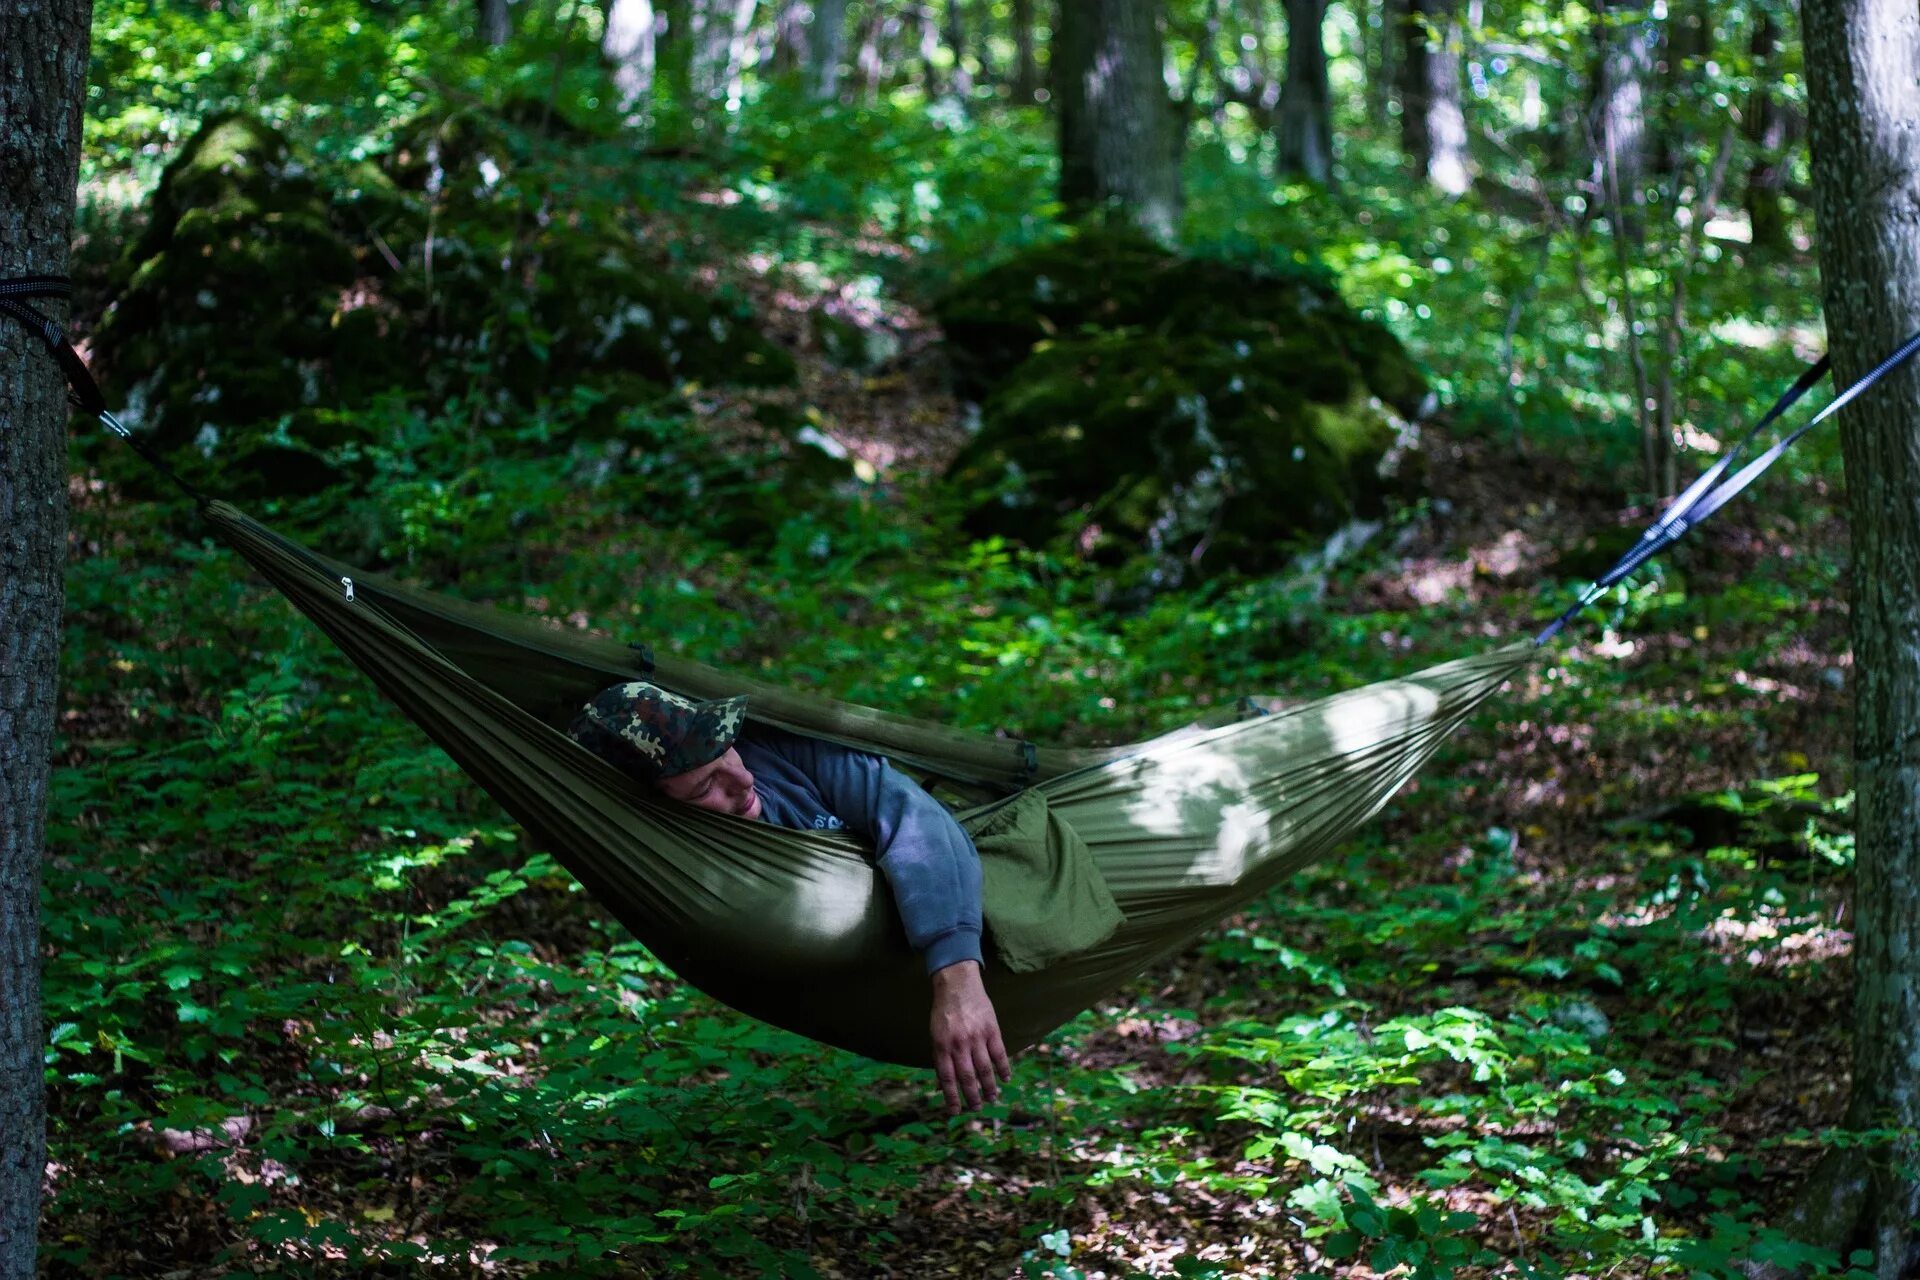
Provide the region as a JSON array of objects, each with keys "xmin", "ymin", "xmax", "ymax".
[
  {"xmin": 1055, "ymin": 0, "xmax": 1182, "ymax": 242},
  {"xmin": 1778, "ymin": 0, "xmax": 1920, "ymax": 1275},
  {"xmin": 1273, "ymin": 0, "xmax": 1333, "ymax": 184},
  {"xmin": 0, "ymin": 0, "xmax": 88, "ymax": 1268}
]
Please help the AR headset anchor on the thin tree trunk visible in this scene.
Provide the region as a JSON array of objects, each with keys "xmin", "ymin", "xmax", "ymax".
[
  {"xmin": 855, "ymin": 6, "xmax": 895, "ymax": 100},
  {"xmin": 1656, "ymin": 0, "xmax": 1705, "ymax": 182},
  {"xmin": 770, "ymin": 0, "xmax": 809, "ymax": 74},
  {"xmin": 1785, "ymin": 1, "xmax": 1920, "ymax": 1269},
  {"xmin": 478, "ymin": 0, "xmax": 513, "ymax": 44},
  {"xmin": 810, "ymin": 0, "xmax": 848, "ymax": 98},
  {"xmin": 1011, "ymin": 0, "xmax": 1042, "ymax": 101},
  {"xmin": 968, "ymin": 0, "xmax": 996, "ymax": 87},
  {"xmin": 1745, "ymin": 11, "xmax": 1791, "ymax": 254},
  {"xmin": 1273, "ymin": 0, "xmax": 1333, "ymax": 183},
  {"xmin": 686, "ymin": 0, "xmax": 757, "ymax": 107},
  {"xmin": 604, "ymin": 0, "xmax": 659, "ymax": 114},
  {"xmin": 1055, "ymin": 0, "xmax": 1182, "ymax": 241},
  {"xmin": 658, "ymin": 0, "xmax": 695, "ymax": 103},
  {"xmin": 1399, "ymin": 0, "xmax": 1468, "ymax": 193},
  {"xmin": 1588, "ymin": 0, "xmax": 1650, "ymax": 233},
  {"xmin": 943, "ymin": 0, "xmax": 974, "ymax": 98},
  {"xmin": 0, "ymin": 1, "xmax": 88, "ymax": 1269},
  {"xmin": 915, "ymin": 2, "xmax": 943, "ymax": 96}
]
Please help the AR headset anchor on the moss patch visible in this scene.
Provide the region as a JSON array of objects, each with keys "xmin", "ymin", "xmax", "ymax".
[
  {"xmin": 91, "ymin": 109, "xmax": 795, "ymax": 498},
  {"xmin": 941, "ymin": 226, "xmax": 1428, "ymax": 584}
]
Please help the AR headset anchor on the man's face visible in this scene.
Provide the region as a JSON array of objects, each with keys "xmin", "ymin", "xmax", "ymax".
[{"xmin": 657, "ymin": 747, "xmax": 762, "ymax": 820}]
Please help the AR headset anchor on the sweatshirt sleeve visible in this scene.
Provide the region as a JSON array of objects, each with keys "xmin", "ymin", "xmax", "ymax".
[{"xmin": 769, "ymin": 732, "xmax": 983, "ymax": 975}]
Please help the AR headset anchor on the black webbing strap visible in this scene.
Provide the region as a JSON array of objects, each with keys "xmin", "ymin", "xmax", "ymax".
[
  {"xmin": 1536, "ymin": 328, "xmax": 1920, "ymax": 645},
  {"xmin": 0, "ymin": 273, "xmax": 210, "ymax": 505},
  {"xmin": 1016, "ymin": 740, "xmax": 1039, "ymax": 785}
]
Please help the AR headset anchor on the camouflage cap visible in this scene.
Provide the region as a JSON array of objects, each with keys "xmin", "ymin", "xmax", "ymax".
[{"xmin": 569, "ymin": 681, "xmax": 749, "ymax": 783}]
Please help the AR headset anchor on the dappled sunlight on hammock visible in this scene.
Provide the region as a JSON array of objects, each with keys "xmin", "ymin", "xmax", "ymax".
[{"xmin": 204, "ymin": 496, "xmax": 1529, "ymax": 1066}]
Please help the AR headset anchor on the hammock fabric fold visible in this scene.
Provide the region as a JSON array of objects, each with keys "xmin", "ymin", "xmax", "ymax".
[{"xmin": 203, "ymin": 501, "xmax": 1532, "ymax": 1068}]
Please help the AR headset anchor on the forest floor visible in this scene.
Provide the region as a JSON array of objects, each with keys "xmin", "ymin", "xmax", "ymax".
[{"xmin": 43, "ymin": 201, "xmax": 1865, "ymax": 1279}]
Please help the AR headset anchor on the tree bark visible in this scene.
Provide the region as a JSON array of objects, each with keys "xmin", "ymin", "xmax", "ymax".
[
  {"xmin": 854, "ymin": 5, "xmax": 896, "ymax": 100},
  {"xmin": 1055, "ymin": 0, "xmax": 1182, "ymax": 242},
  {"xmin": 943, "ymin": 0, "xmax": 974, "ymax": 99},
  {"xmin": 770, "ymin": 0, "xmax": 809, "ymax": 75},
  {"xmin": 478, "ymin": 0, "xmax": 512, "ymax": 44},
  {"xmin": 1588, "ymin": 0, "xmax": 1650, "ymax": 232},
  {"xmin": 1792, "ymin": 0, "xmax": 1920, "ymax": 1271},
  {"xmin": 1744, "ymin": 11, "xmax": 1792, "ymax": 254},
  {"xmin": 810, "ymin": 0, "xmax": 848, "ymax": 98},
  {"xmin": 1273, "ymin": 0, "xmax": 1333, "ymax": 183},
  {"xmin": 0, "ymin": 1, "xmax": 87, "ymax": 1270},
  {"xmin": 1398, "ymin": 0, "xmax": 1468, "ymax": 193},
  {"xmin": 1363, "ymin": 0, "xmax": 1396, "ymax": 128},
  {"xmin": 604, "ymin": 0, "xmax": 659, "ymax": 114},
  {"xmin": 686, "ymin": 0, "xmax": 759, "ymax": 108},
  {"xmin": 1010, "ymin": 0, "xmax": 1043, "ymax": 102}
]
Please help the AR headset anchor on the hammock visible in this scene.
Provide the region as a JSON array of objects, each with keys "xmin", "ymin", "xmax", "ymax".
[
  {"xmin": 204, "ymin": 504, "xmax": 1530, "ymax": 1066},
  {"xmin": 9, "ymin": 273, "xmax": 1913, "ymax": 1069}
]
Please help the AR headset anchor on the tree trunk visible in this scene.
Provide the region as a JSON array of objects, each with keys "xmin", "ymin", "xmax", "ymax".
[
  {"xmin": 1745, "ymin": 11, "xmax": 1792, "ymax": 254},
  {"xmin": 478, "ymin": 0, "xmax": 512, "ymax": 44},
  {"xmin": 1398, "ymin": 0, "xmax": 1468, "ymax": 193},
  {"xmin": 855, "ymin": 5, "xmax": 896, "ymax": 100},
  {"xmin": 657, "ymin": 0, "xmax": 695, "ymax": 103},
  {"xmin": 1364, "ymin": 0, "xmax": 1396, "ymax": 128},
  {"xmin": 687, "ymin": 0, "xmax": 758, "ymax": 107},
  {"xmin": 1789, "ymin": 0, "xmax": 1920, "ymax": 1270},
  {"xmin": 1589, "ymin": 0, "xmax": 1650, "ymax": 232},
  {"xmin": 943, "ymin": 0, "xmax": 974, "ymax": 99},
  {"xmin": 1055, "ymin": 0, "xmax": 1182, "ymax": 242},
  {"xmin": 1273, "ymin": 0, "xmax": 1333, "ymax": 183},
  {"xmin": 1011, "ymin": 0, "xmax": 1042, "ymax": 101},
  {"xmin": 917, "ymin": 2, "xmax": 946, "ymax": 98},
  {"xmin": 604, "ymin": 0, "xmax": 659, "ymax": 114},
  {"xmin": 0, "ymin": 1, "xmax": 88, "ymax": 1270},
  {"xmin": 810, "ymin": 0, "xmax": 848, "ymax": 98},
  {"xmin": 1654, "ymin": 0, "xmax": 1706, "ymax": 183},
  {"xmin": 770, "ymin": 0, "xmax": 808, "ymax": 75}
]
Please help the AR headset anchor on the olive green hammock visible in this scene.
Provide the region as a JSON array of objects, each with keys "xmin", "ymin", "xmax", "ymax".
[{"xmin": 206, "ymin": 501, "xmax": 1529, "ymax": 1067}]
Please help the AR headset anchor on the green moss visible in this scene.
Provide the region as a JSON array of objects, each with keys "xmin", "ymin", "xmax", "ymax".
[
  {"xmin": 943, "ymin": 235, "xmax": 1426, "ymax": 583},
  {"xmin": 93, "ymin": 109, "xmax": 795, "ymax": 498}
]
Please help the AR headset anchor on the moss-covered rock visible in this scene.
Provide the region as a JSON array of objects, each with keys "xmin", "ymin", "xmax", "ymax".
[
  {"xmin": 941, "ymin": 227, "xmax": 1428, "ymax": 582},
  {"xmin": 93, "ymin": 112, "xmax": 388, "ymax": 458},
  {"xmin": 88, "ymin": 109, "xmax": 797, "ymax": 498}
]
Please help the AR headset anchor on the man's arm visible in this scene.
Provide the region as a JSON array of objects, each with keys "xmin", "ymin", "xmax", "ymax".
[
  {"xmin": 760, "ymin": 731, "xmax": 1010, "ymax": 1111},
  {"xmin": 766, "ymin": 732, "xmax": 985, "ymax": 974}
]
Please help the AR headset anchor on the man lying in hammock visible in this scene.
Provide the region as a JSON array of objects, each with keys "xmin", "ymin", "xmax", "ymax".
[{"xmin": 569, "ymin": 681, "xmax": 1012, "ymax": 1114}]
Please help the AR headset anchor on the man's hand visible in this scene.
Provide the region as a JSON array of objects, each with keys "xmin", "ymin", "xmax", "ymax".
[{"xmin": 929, "ymin": 960, "xmax": 1010, "ymax": 1114}]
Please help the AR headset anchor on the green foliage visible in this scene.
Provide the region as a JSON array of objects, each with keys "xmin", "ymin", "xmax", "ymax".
[{"xmin": 46, "ymin": 0, "xmax": 1871, "ymax": 1272}]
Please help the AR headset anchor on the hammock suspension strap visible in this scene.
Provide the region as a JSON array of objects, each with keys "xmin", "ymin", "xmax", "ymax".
[
  {"xmin": 0, "ymin": 273, "xmax": 210, "ymax": 505},
  {"xmin": 1534, "ymin": 329, "xmax": 1920, "ymax": 644}
]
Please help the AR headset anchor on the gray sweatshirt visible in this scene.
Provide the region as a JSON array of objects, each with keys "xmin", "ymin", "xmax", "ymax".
[{"xmin": 736, "ymin": 727, "xmax": 984, "ymax": 974}]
